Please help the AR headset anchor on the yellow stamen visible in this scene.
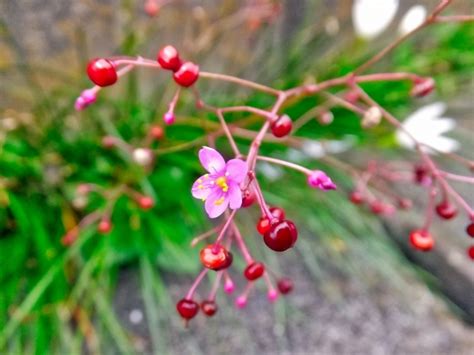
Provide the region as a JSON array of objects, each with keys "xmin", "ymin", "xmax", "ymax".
[
  {"xmin": 215, "ymin": 176, "xmax": 229, "ymax": 192},
  {"xmin": 214, "ymin": 197, "xmax": 225, "ymax": 206}
]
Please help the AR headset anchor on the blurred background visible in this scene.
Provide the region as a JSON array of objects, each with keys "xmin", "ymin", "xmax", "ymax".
[{"xmin": 1, "ymin": 0, "xmax": 473, "ymax": 354}]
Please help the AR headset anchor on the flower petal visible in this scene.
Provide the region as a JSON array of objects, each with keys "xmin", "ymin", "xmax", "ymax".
[
  {"xmin": 225, "ymin": 159, "xmax": 248, "ymax": 183},
  {"xmin": 398, "ymin": 5, "xmax": 427, "ymax": 35},
  {"xmin": 352, "ymin": 0, "xmax": 399, "ymax": 39},
  {"xmin": 191, "ymin": 174, "xmax": 213, "ymax": 200},
  {"xmin": 204, "ymin": 189, "xmax": 229, "ymax": 218},
  {"xmin": 228, "ymin": 184, "xmax": 243, "ymax": 209},
  {"xmin": 199, "ymin": 146, "xmax": 226, "ymax": 174}
]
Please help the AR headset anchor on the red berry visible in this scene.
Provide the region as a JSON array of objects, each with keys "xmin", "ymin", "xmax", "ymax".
[
  {"xmin": 87, "ymin": 58, "xmax": 117, "ymax": 87},
  {"xmin": 157, "ymin": 45, "xmax": 182, "ymax": 72},
  {"xmin": 370, "ymin": 201, "xmax": 385, "ymax": 215},
  {"xmin": 257, "ymin": 217, "xmax": 272, "ymax": 235},
  {"xmin": 271, "ymin": 115, "xmax": 292, "ymax": 138},
  {"xmin": 201, "ymin": 300, "xmax": 218, "ymax": 317},
  {"xmin": 241, "ymin": 190, "xmax": 256, "ymax": 208},
  {"xmin": 435, "ymin": 202, "xmax": 458, "ymax": 220},
  {"xmin": 97, "ymin": 219, "xmax": 112, "ymax": 234},
  {"xmin": 176, "ymin": 299, "xmax": 199, "ymax": 320},
  {"xmin": 200, "ymin": 244, "xmax": 233, "ymax": 271},
  {"xmin": 349, "ymin": 191, "xmax": 364, "ymax": 205},
  {"xmin": 137, "ymin": 196, "xmax": 154, "ymax": 210},
  {"xmin": 467, "ymin": 223, "xmax": 474, "ymax": 238},
  {"xmin": 149, "ymin": 125, "xmax": 164, "ymax": 140},
  {"xmin": 244, "ymin": 262, "xmax": 265, "ymax": 281},
  {"xmin": 263, "ymin": 220, "xmax": 298, "ymax": 252},
  {"xmin": 414, "ymin": 164, "xmax": 431, "ymax": 185},
  {"xmin": 467, "ymin": 246, "xmax": 474, "ymax": 260},
  {"xmin": 277, "ymin": 278, "xmax": 293, "ymax": 295},
  {"xmin": 173, "ymin": 61, "xmax": 199, "ymax": 87},
  {"xmin": 269, "ymin": 207, "xmax": 285, "ymax": 221},
  {"xmin": 409, "ymin": 230, "xmax": 434, "ymax": 252}
]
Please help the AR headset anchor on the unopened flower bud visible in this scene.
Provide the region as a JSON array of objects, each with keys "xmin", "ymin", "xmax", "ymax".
[
  {"xmin": 411, "ymin": 77, "xmax": 435, "ymax": 98},
  {"xmin": 307, "ymin": 170, "xmax": 337, "ymax": 191},
  {"xmin": 163, "ymin": 112, "xmax": 175, "ymax": 125},
  {"xmin": 317, "ymin": 111, "xmax": 334, "ymax": 125},
  {"xmin": 102, "ymin": 136, "xmax": 116, "ymax": 149},
  {"xmin": 144, "ymin": 0, "xmax": 160, "ymax": 17},
  {"xmin": 361, "ymin": 106, "xmax": 382, "ymax": 128}
]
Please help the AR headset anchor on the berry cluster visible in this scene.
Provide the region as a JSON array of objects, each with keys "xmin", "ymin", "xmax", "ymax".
[{"xmin": 72, "ymin": 0, "xmax": 474, "ymax": 324}]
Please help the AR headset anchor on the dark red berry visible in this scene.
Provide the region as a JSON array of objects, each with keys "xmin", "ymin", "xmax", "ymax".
[
  {"xmin": 176, "ymin": 299, "xmax": 199, "ymax": 320},
  {"xmin": 435, "ymin": 202, "xmax": 458, "ymax": 220},
  {"xmin": 201, "ymin": 300, "xmax": 218, "ymax": 317},
  {"xmin": 271, "ymin": 114, "xmax": 292, "ymax": 138},
  {"xmin": 241, "ymin": 190, "xmax": 256, "ymax": 208},
  {"xmin": 87, "ymin": 58, "xmax": 117, "ymax": 87},
  {"xmin": 409, "ymin": 230, "xmax": 434, "ymax": 252},
  {"xmin": 467, "ymin": 223, "xmax": 474, "ymax": 238},
  {"xmin": 97, "ymin": 219, "xmax": 112, "ymax": 234},
  {"xmin": 349, "ymin": 191, "xmax": 364, "ymax": 205},
  {"xmin": 277, "ymin": 278, "xmax": 293, "ymax": 295},
  {"xmin": 244, "ymin": 262, "xmax": 265, "ymax": 281},
  {"xmin": 157, "ymin": 45, "xmax": 182, "ymax": 72},
  {"xmin": 414, "ymin": 164, "xmax": 430, "ymax": 185},
  {"xmin": 467, "ymin": 246, "xmax": 474, "ymax": 260},
  {"xmin": 137, "ymin": 196, "xmax": 154, "ymax": 210},
  {"xmin": 200, "ymin": 244, "xmax": 233, "ymax": 271},
  {"xmin": 173, "ymin": 61, "xmax": 199, "ymax": 87},
  {"xmin": 263, "ymin": 220, "xmax": 298, "ymax": 252}
]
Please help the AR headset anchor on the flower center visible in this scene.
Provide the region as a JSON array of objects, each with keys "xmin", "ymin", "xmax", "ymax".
[{"xmin": 215, "ymin": 176, "xmax": 229, "ymax": 192}]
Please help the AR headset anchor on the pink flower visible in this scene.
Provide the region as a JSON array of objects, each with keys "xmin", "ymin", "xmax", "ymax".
[
  {"xmin": 192, "ymin": 147, "xmax": 248, "ymax": 218},
  {"xmin": 307, "ymin": 170, "xmax": 337, "ymax": 191}
]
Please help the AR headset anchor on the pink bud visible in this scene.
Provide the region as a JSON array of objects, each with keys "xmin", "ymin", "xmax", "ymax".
[
  {"xmin": 235, "ymin": 296, "xmax": 247, "ymax": 309},
  {"xmin": 224, "ymin": 279, "xmax": 235, "ymax": 294},
  {"xmin": 74, "ymin": 96, "xmax": 86, "ymax": 111},
  {"xmin": 81, "ymin": 89, "xmax": 97, "ymax": 105},
  {"xmin": 163, "ymin": 112, "xmax": 175, "ymax": 125},
  {"xmin": 411, "ymin": 77, "xmax": 435, "ymax": 98},
  {"xmin": 267, "ymin": 289, "xmax": 278, "ymax": 302},
  {"xmin": 307, "ymin": 170, "xmax": 337, "ymax": 191},
  {"xmin": 132, "ymin": 148, "xmax": 154, "ymax": 166},
  {"xmin": 144, "ymin": 0, "xmax": 160, "ymax": 17}
]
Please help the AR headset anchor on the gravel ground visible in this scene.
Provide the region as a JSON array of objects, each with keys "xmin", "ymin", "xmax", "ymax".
[{"xmin": 114, "ymin": 241, "xmax": 474, "ymax": 355}]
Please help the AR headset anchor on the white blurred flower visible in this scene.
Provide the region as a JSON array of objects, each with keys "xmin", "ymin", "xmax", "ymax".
[
  {"xmin": 301, "ymin": 136, "xmax": 357, "ymax": 158},
  {"xmin": 396, "ymin": 102, "xmax": 459, "ymax": 154},
  {"xmin": 352, "ymin": 0, "xmax": 399, "ymax": 39},
  {"xmin": 132, "ymin": 148, "xmax": 154, "ymax": 166},
  {"xmin": 398, "ymin": 5, "xmax": 427, "ymax": 35}
]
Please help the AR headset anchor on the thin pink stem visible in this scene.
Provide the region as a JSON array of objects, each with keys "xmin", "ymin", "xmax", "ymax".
[
  {"xmin": 213, "ymin": 209, "xmax": 237, "ymax": 247},
  {"xmin": 216, "ymin": 110, "xmax": 241, "ymax": 156},
  {"xmin": 199, "ymin": 71, "xmax": 281, "ymax": 96},
  {"xmin": 256, "ymin": 155, "xmax": 311, "ymax": 175},
  {"xmin": 231, "ymin": 222, "xmax": 253, "ymax": 264},
  {"xmin": 208, "ymin": 271, "xmax": 224, "ymax": 301},
  {"xmin": 440, "ymin": 172, "xmax": 474, "ymax": 184},
  {"xmin": 422, "ymin": 186, "xmax": 438, "ymax": 231},
  {"xmin": 185, "ymin": 268, "xmax": 209, "ymax": 300}
]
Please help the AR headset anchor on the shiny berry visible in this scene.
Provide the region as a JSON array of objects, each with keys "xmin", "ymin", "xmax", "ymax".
[
  {"xmin": 257, "ymin": 217, "xmax": 272, "ymax": 235},
  {"xmin": 277, "ymin": 278, "xmax": 293, "ymax": 295},
  {"xmin": 349, "ymin": 191, "xmax": 364, "ymax": 205},
  {"xmin": 97, "ymin": 219, "xmax": 112, "ymax": 234},
  {"xmin": 173, "ymin": 61, "xmax": 199, "ymax": 87},
  {"xmin": 435, "ymin": 202, "xmax": 458, "ymax": 220},
  {"xmin": 157, "ymin": 45, "xmax": 181, "ymax": 71},
  {"xmin": 263, "ymin": 220, "xmax": 298, "ymax": 252},
  {"xmin": 201, "ymin": 300, "xmax": 218, "ymax": 317},
  {"xmin": 241, "ymin": 190, "xmax": 256, "ymax": 208},
  {"xmin": 137, "ymin": 196, "xmax": 154, "ymax": 210},
  {"xmin": 269, "ymin": 207, "xmax": 285, "ymax": 221},
  {"xmin": 467, "ymin": 223, "xmax": 474, "ymax": 238},
  {"xmin": 176, "ymin": 299, "xmax": 199, "ymax": 320},
  {"xmin": 244, "ymin": 262, "xmax": 265, "ymax": 281},
  {"xmin": 163, "ymin": 112, "xmax": 175, "ymax": 125},
  {"xmin": 409, "ymin": 230, "xmax": 434, "ymax": 252},
  {"xmin": 271, "ymin": 114, "xmax": 292, "ymax": 138},
  {"xmin": 200, "ymin": 244, "xmax": 233, "ymax": 271},
  {"xmin": 468, "ymin": 246, "xmax": 474, "ymax": 260},
  {"xmin": 87, "ymin": 58, "xmax": 117, "ymax": 87}
]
